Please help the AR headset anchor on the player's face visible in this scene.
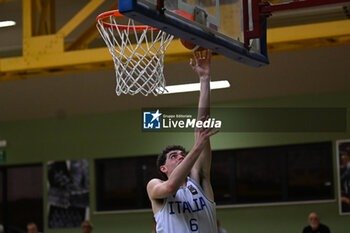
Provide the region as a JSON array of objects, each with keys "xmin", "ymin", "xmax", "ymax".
[{"xmin": 162, "ymin": 150, "xmax": 185, "ymax": 175}]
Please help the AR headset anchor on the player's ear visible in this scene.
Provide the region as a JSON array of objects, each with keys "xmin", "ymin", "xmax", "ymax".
[{"xmin": 160, "ymin": 165, "xmax": 167, "ymax": 173}]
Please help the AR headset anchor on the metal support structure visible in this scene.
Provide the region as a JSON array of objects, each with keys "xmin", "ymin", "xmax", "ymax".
[
  {"xmin": 267, "ymin": 19, "xmax": 350, "ymax": 52},
  {"xmin": 22, "ymin": 0, "xmax": 55, "ymax": 37},
  {"xmin": 58, "ymin": 0, "xmax": 104, "ymax": 37},
  {"xmin": 243, "ymin": 0, "xmax": 350, "ymax": 48},
  {"xmin": 22, "ymin": 0, "xmax": 63, "ymax": 61},
  {"xmin": 22, "ymin": 0, "xmax": 36, "ymax": 38},
  {"xmin": 262, "ymin": 0, "xmax": 350, "ymax": 13},
  {"xmin": 1, "ymin": 0, "xmax": 350, "ymax": 81},
  {"xmin": 66, "ymin": 1, "xmax": 118, "ymax": 50},
  {"xmin": 243, "ymin": 0, "xmax": 269, "ymax": 49},
  {"xmin": 157, "ymin": 0, "xmax": 164, "ymax": 13},
  {"xmin": 36, "ymin": 0, "xmax": 55, "ymax": 35}
]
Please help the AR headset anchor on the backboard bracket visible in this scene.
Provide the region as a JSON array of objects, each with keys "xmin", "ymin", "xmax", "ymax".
[{"xmin": 194, "ymin": 7, "xmax": 208, "ymax": 26}]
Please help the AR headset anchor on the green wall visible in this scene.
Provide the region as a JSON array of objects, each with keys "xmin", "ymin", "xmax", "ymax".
[{"xmin": 1, "ymin": 90, "xmax": 350, "ymax": 233}]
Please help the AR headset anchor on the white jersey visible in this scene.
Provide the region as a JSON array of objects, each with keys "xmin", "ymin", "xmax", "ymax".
[{"xmin": 155, "ymin": 177, "xmax": 217, "ymax": 233}]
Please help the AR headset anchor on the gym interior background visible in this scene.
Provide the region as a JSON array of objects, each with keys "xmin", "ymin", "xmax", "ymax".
[{"xmin": 1, "ymin": 0, "xmax": 350, "ymax": 233}]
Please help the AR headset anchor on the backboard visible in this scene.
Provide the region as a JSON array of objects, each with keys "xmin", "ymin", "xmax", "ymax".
[{"xmin": 118, "ymin": 0, "xmax": 269, "ymax": 67}]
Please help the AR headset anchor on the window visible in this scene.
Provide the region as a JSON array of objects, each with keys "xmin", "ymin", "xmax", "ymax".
[
  {"xmin": 211, "ymin": 150, "xmax": 235, "ymax": 205},
  {"xmin": 96, "ymin": 155, "xmax": 159, "ymax": 211},
  {"xmin": 211, "ymin": 142, "xmax": 333, "ymax": 205},
  {"xmin": 95, "ymin": 142, "xmax": 334, "ymax": 211},
  {"xmin": 286, "ymin": 143, "xmax": 333, "ymax": 201},
  {"xmin": 0, "ymin": 165, "xmax": 43, "ymax": 232},
  {"xmin": 235, "ymin": 148, "xmax": 283, "ymax": 203}
]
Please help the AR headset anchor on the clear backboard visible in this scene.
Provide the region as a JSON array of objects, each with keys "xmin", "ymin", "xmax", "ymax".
[{"xmin": 118, "ymin": 0, "xmax": 269, "ymax": 67}]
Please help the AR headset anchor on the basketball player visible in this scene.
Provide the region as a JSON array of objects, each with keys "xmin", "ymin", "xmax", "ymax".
[{"xmin": 147, "ymin": 49, "xmax": 218, "ymax": 233}]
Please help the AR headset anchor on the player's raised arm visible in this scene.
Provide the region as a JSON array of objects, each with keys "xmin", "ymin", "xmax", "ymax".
[
  {"xmin": 190, "ymin": 49, "xmax": 211, "ymax": 118},
  {"xmin": 190, "ymin": 49, "xmax": 215, "ymax": 201}
]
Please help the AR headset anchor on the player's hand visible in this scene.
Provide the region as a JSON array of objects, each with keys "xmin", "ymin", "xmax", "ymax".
[
  {"xmin": 190, "ymin": 49, "xmax": 212, "ymax": 80},
  {"xmin": 195, "ymin": 115, "xmax": 219, "ymax": 148}
]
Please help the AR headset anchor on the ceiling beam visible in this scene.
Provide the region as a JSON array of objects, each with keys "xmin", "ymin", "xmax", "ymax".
[
  {"xmin": 267, "ymin": 19, "xmax": 350, "ymax": 52},
  {"xmin": 66, "ymin": 1, "xmax": 118, "ymax": 51},
  {"xmin": 22, "ymin": 0, "xmax": 36, "ymax": 38},
  {"xmin": 36, "ymin": 0, "xmax": 56, "ymax": 35},
  {"xmin": 57, "ymin": 0, "xmax": 104, "ymax": 37},
  {"xmin": 1, "ymin": 1, "xmax": 350, "ymax": 81}
]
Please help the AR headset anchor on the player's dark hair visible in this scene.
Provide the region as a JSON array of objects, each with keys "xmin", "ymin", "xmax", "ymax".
[{"xmin": 157, "ymin": 145, "xmax": 187, "ymax": 180}]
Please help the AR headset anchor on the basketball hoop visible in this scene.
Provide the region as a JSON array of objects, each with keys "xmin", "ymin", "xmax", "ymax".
[{"xmin": 96, "ymin": 10, "xmax": 174, "ymax": 96}]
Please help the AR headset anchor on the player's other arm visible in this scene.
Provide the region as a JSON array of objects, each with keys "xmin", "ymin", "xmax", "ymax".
[
  {"xmin": 147, "ymin": 126, "xmax": 217, "ymax": 200},
  {"xmin": 190, "ymin": 50, "xmax": 215, "ymax": 201}
]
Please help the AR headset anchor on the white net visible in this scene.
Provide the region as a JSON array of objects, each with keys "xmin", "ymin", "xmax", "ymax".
[{"xmin": 97, "ymin": 13, "xmax": 174, "ymax": 96}]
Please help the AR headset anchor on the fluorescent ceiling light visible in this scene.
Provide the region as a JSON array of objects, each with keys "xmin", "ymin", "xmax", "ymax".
[
  {"xmin": 0, "ymin": 20, "xmax": 16, "ymax": 28},
  {"xmin": 160, "ymin": 80, "xmax": 230, "ymax": 94}
]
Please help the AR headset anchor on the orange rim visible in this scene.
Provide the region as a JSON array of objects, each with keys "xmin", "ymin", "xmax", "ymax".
[{"xmin": 96, "ymin": 10, "xmax": 159, "ymax": 31}]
